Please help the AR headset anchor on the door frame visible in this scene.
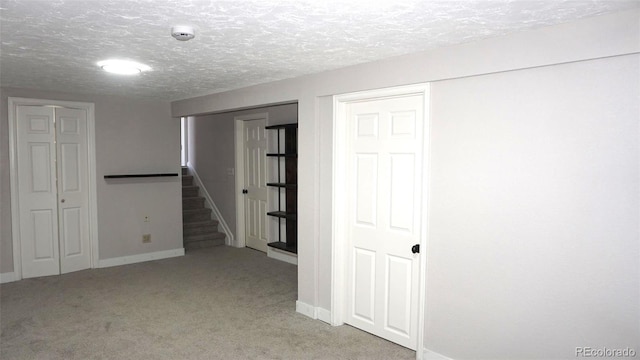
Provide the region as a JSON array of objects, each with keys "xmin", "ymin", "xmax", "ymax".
[
  {"xmin": 8, "ymin": 97, "xmax": 99, "ymax": 280},
  {"xmin": 331, "ymin": 84, "xmax": 431, "ymax": 356},
  {"xmin": 234, "ymin": 112, "xmax": 269, "ymax": 248}
]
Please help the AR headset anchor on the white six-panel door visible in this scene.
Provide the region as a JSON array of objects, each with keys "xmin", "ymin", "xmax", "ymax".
[
  {"xmin": 16, "ymin": 105, "xmax": 90, "ymax": 278},
  {"xmin": 244, "ymin": 119, "xmax": 269, "ymax": 252},
  {"xmin": 344, "ymin": 93, "xmax": 425, "ymax": 350},
  {"xmin": 17, "ymin": 106, "xmax": 60, "ymax": 278},
  {"xmin": 55, "ymin": 107, "xmax": 91, "ymax": 274}
]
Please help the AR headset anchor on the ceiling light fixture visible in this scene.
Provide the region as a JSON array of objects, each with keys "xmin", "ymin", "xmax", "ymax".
[
  {"xmin": 97, "ymin": 59, "xmax": 151, "ymax": 75},
  {"xmin": 171, "ymin": 25, "xmax": 195, "ymax": 41}
]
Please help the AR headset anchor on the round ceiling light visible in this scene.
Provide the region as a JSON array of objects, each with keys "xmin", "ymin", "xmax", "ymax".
[
  {"xmin": 97, "ymin": 59, "xmax": 151, "ymax": 75},
  {"xmin": 171, "ymin": 25, "xmax": 195, "ymax": 41}
]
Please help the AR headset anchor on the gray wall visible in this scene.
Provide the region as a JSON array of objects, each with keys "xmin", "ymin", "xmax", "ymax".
[
  {"xmin": 186, "ymin": 103, "xmax": 298, "ymax": 240},
  {"xmin": 171, "ymin": 10, "xmax": 639, "ymax": 360},
  {"xmin": 1, "ymin": 87, "xmax": 182, "ymax": 273}
]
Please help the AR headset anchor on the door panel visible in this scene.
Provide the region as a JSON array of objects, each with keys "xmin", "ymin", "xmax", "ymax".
[
  {"xmin": 56, "ymin": 107, "xmax": 90, "ymax": 274},
  {"xmin": 353, "ymin": 247, "xmax": 376, "ymax": 323},
  {"xmin": 389, "ymin": 154, "xmax": 415, "ymax": 232},
  {"xmin": 17, "ymin": 106, "xmax": 60, "ymax": 278},
  {"xmin": 31, "ymin": 209, "xmax": 56, "ymax": 260},
  {"xmin": 385, "ymin": 254, "xmax": 413, "ymax": 336},
  {"xmin": 345, "ymin": 94, "xmax": 424, "ymax": 350},
  {"xmin": 60, "ymin": 143, "xmax": 80, "ymax": 192},
  {"xmin": 61, "ymin": 207, "xmax": 82, "ymax": 256},
  {"xmin": 244, "ymin": 118, "xmax": 268, "ymax": 252},
  {"xmin": 355, "ymin": 154, "xmax": 377, "ymax": 226},
  {"xmin": 29, "ymin": 143, "xmax": 53, "ymax": 192}
]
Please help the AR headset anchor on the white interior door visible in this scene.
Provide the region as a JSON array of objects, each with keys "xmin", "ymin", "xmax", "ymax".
[
  {"xmin": 17, "ymin": 105, "xmax": 60, "ymax": 278},
  {"xmin": 243, "ymin": 118, "xmax": 269, "ymax": 252},
  {"xmin": 344, "ymin": 93, "xmax": 425, "ymax": 350},
  {"xmin": 16, "ymin": 105, "xmax": 91, "ymax": 278},
  {"xmin": 56, "ymin": 107, "xmax": 91, "ymax": 274}
]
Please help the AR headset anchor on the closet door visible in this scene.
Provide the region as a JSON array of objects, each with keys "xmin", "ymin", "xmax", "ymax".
[
  {"xmin": 16, "ymin": 105, "xmax": 91, "ymax": 278},
  {"xmin": 17, "ymin": 105, "xmax": 60, "ymax": 278},
  {"xmin": 56, "ymin": 107, "xmax": 91, "ymax": 274}
]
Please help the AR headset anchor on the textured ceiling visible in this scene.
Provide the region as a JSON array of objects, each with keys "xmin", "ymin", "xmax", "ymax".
[{"xmin": 1, "ymin": 0, "xmax": 638, "ymax": 101}]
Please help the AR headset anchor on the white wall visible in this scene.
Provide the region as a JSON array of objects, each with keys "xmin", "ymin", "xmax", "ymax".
[
  {"xmin": 426, "ymin": 55, "xmax": 638, "ymax": 359},
  {"xmin": 171, "ymin": 9, "xmax": 639, "ymax": 359},
  {"xmin": 0, "ymin": 87, "xmax": 182, "ymax": 274},
  {"xmin": 186, "ymin": 103, "xmax": 298, "ymax": 239}
]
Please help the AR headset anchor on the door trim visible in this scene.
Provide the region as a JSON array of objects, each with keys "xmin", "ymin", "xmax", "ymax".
[
  {"xmin": 331, "ymin": 84, "xmax": 431, "ymax": 357},
  {"xmin": 8, "ymin": 97, "xmax": 98, "ymax": 280},
  {"xmin": 234, "ymin": 112, "xmax": 269, "ymax": 248}
]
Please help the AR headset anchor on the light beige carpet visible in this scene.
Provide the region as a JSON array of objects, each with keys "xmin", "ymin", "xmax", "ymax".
[{"xmin": 1, "ymin": 246, "xmax": 414, "ymax": 359}]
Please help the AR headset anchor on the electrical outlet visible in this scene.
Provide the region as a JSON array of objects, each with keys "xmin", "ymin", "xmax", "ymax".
[{"xmin": 142, "ymin": 234, "xmax": 151, "ymax": 243}]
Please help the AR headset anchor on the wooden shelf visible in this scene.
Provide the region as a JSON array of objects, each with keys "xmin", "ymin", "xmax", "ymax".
[
  {"xmin": 267, "ymin": 182, "xmax": 297, "ymax": 189},
  {"xmin": 267, "ymin": 211, "xmax": 297, "ymax": 220},
  {"xmin": 266, "ymin": 153, "xmax": 297, "ymax": 158},
  {"xmin": 104, "ymin": 173, "xmax": 178, "ymax": 179},
  {"xmin": 266, "ymin": 124, "xmax": 298, "ymax": 130},
  {"xmin": 267, "ymin": 241, "xmax": 297, "ymax": 254}
]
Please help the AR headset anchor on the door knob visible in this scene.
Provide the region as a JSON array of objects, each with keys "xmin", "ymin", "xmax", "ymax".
[
  {"xmin": 411, "ymin": 244, "xmax": 420, "ymax": 254},
  {"xmin": 60, "ymin": 199, "xmax": 65, "ymax": 203},
  {"xmin": 242, "ymin": 189, "xmax": 248, "ymax": 194}
]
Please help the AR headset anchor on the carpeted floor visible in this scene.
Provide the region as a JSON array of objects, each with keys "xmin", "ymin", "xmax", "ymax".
[{"xmin": 0, "ymin": 246, "xmax": 414, "ymax": 359}]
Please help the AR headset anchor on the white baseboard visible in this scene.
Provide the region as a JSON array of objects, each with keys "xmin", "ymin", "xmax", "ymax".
[
  {"xmin": 295, "ymin": 301, "xmax": 332, "ymax": 325},
  {"xmin": 267, "ymin": 246, "xmax": 298, "ymax": 265},
  {"xmin": 316, "ymin": 307, "xmax": 332, "ymax": 324},
  {"xmin": 423, "ymin": 348, "xmax": 454, "ymax": 360},
  {"xmin": 187, "ymin": 167, "xmax": 235, "ymax": 246},
  {"xmin": 0, "ymin": 272, "xmax": 16, "ymax": 284},
  {"xmin": 98, "ymin": 248, "xmax": 185, "ymax": 268},
  {"xmin": 296, "ymin": 300, "xmax": 317, "ymax": 319}
]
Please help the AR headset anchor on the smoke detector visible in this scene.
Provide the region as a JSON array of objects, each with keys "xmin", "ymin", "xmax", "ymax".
[{"xmin": 171, "ymin": 25, "xmax": 195, "ymax": 41}]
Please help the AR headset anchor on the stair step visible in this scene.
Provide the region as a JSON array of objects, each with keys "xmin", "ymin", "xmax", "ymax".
[
  {"xmin": 182, "ymin": 185, "xmax": 199, "ymax": 198},
  {"xmin": 182, "ymin": 196, "xmax": 205, "ymax": 210},
  {"xmin": 185, "ymin": 232, "xmax": 225, "ymax": 243},
  {"xmin": 184, "ymin": 238, "xmax": 225, "ymax": 251},
  {"xmin": 184, "ymin": 222, "xmax": 220, "ymax": 236},
  {"xmin": 182, "ymin": 175, "xmax": 194, "ymax": 186},
  {"xmin": 183, "ymin": 219, "xmax": 219, "ymax": 229},
  {"xmin": 181, "ymin": 167, "xmax": 188, "ymax": 175},
  {"xmin": 183, "ymin": 208, "xmax": 211, "ymax": 222}
]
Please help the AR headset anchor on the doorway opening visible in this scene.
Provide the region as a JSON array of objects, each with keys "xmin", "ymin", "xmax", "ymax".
[
  {"xmin": 232, "ymin": 103, "xmax": 299, "ymax": 265},
  {"xmin": 181, "ymin": 102, "xmax": 298, "ymax": 266}
]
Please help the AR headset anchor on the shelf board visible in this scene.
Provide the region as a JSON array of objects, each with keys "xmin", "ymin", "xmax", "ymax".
[
  {"xmin": 267, "ymin": 241, "xmax": 298, "ymax": 254},
  {"xmin": 267, "ymin": 211, "xmax": 297, "ymax": 220},
  {"xmin": 266, "ymin": 153, "xmax": 297, "ymax": 158},
  {"xmin": 265, "ymin": 123, "xmax": 298, "ymax": 130},
  {"xmin": 104, "ymin": 173, "xmax": 178, "ymax": 179},
  {"xmin": 266, "ymin": 182, "xmax": 297, "ymax": 189}
]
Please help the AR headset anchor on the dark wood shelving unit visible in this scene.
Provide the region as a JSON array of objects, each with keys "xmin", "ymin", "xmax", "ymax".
[{"xmin": 266, "ymin": 123, "xmax": 298, "ymax": 254}]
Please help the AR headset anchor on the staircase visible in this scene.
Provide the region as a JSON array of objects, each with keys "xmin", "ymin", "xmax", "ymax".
[{"xmin": 182, "ymin": 167, "xmax": 226, "ymax": 250}]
